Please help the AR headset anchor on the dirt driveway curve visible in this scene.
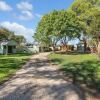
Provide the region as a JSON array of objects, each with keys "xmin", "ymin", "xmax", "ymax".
[{"xmin": 0, "ymin": 53, "xmax": 89, "ymax": 100}]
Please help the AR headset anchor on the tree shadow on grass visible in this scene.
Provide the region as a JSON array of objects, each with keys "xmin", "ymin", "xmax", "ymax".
[
  {"xmin": 55, "ymin": 51, "xmax": 90, "ymax": 55},
  {"xmin": 15, "ymin": 53, "xmax": 32, "ymax": 56},
  {"xmin": 0, "ymin": 58, "xmax": 86, "ymax": 100},
  {"xmin": 31, "ymin": 58, "xmax": 100, "ymax": 98},
  {"xmin": 50, "ymin": 58, "xmax": 63, "ymax": 65},
  {"xmin": 60, "ymin": 60, "xmax": 100, "ymax": 98},
  {"xmin": 0, "ymin": 58, "xmax": 29, "ymax": 84},
  {"xmin": 0, "ymin": 54, "xmax": 100, "ymax": 99}
]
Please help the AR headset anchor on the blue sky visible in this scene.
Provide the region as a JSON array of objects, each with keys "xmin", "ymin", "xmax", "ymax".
[{"xmin": 0, "ymin": 0, "xmax": 74, "ymax": 42}]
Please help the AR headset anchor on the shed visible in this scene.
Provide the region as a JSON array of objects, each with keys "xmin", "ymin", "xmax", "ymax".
[
  {"xmin": 25, "ymin": 43, "xmax": 39, "ymax": 53},
  {"xmin": 0, "ymin": 40, "xmax": 17, "ymax": 54}
]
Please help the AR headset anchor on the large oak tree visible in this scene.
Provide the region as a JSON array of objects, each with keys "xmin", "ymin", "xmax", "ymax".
[
  {"xmin": 70, "ymin": 0, "xmax": 100, "ymax": 53},
  {"xmin": 34, "ymin": 10, "xmax": 83, "ymax": 50}
]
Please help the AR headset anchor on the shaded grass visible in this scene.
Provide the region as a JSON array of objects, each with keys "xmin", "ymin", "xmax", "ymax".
[
  {"xmin": 0, "ymin": 53, "xmax": 31, "ymax": 84},
  {"xmin": 49, "ymin": 53, "xmax": 100, "ymax": 92}
]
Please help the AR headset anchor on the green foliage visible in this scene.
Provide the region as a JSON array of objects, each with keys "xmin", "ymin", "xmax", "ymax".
[
  {"xmin": 34, "ymin": 10, "xmax": 60, "ymax": 46},
  {"xmin": 0, "ymin": 53, "xmax": 31, "ymax": 84},
  {"xmin": 86, "ymin": 7, "xmax": 100, "ymax": 36},
  {"xmin": 0, "ymin": 28, "xmax": 26, "ymax": 44},
  {"xmin": 13, "ymin": 35, "xmax": 26, "ymax": 45},
  {"xmin": 34, "ymin": 10, "xmax": 83, "ymax": 46},
  {"xmin": 49, "ymin": 53, "xmax": 100, "ymax": 91},
  {"xmin": 34, "ymin": 0, "xmax": 100, "ymax": 52},
  {"xmin": 69, "ymin": 0, "xmax": 100, "ymax": 53},
  {"xmin": 70, "ymin": 0, "xmax": 100, "ymax": 36},
  {"xmin": 0, "ymin": 28, "xmax": 14, "ymax": 40}
]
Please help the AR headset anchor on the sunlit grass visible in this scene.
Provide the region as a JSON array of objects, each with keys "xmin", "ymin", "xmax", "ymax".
[
  {"xmin": 0, "ymin": 53, "xmax": 31, "ymax": 84},
  {"xmin": 49, "ymin": 53, "xmax": 100, "ymax": 91}
]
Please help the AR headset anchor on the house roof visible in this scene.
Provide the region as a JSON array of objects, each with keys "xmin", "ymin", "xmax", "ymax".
[{"xmin": 0, "ymin": 40, "xmax": 17, "ymax": 46}]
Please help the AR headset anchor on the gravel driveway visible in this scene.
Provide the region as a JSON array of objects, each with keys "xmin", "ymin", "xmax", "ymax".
[{"xmin": 0, "ymin": 53, "xmax": 93, "ymax": 100}]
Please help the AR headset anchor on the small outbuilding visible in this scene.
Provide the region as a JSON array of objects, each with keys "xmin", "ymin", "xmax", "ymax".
[
  {"xmin": 0, "ymin": 40, "xmax": 17, "ymax": 54},
  {"xmin": 25, "ymin": 43, "xmax": 39, "ymax": 53}
]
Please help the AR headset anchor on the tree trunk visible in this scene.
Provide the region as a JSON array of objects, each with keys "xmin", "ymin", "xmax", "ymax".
[
  {"xmin": 84, "ymin": 40, "xmax": 87, "ymax": 53},
  {"xmin": 65, "ymin": 45, "xmax": 68, "ymax": 52},
  {"xmin": 97, "ymin": 42, "xmax": 100, "ymax": 58},
  {"xmin": 52, "ymin": 44, "xmax": 56, "ymax": 52}
]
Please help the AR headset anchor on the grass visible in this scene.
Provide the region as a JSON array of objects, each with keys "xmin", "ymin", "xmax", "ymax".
[
  {"xmin": 49, "ymin": 52, "xmax": 100, "ymax": 91},
  {"xmin": 0, "ymin": 53, "xmax": 31, "ymax": 84}
]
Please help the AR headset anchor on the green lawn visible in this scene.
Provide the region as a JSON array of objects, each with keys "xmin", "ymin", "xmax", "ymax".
[
  {"xmin": 0, "ymin": 53, "xmax": 31, "ymax": 84},
  {"xmin": 49, "ymin": 52, "xmax": 100, "ymax": 91}
]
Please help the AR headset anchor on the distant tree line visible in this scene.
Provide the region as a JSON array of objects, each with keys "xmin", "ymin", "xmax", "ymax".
[{"xmin": 0, "ymin": 28, "xmax": 26, "ymax": 45}]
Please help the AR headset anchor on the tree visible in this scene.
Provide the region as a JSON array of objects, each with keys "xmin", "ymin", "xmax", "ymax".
[
  {"xmin": 34, "ymin": 10, "xmax": 83, "ymax": 51},
  {"xmin": 54, "ymin": 10, "xmax": 82, "ymax": 47},
  {"xmin": 0, "ymin": 28, "xmax": 26, "ymax": 45},
  {"xmin": 34, "ymin": 10, "xmax": 60, "ymax": 51},
  {"xmin": 0, "ymin": 28, "xmax": 14, "ymax": 40},
  {"xmin": 12, "ymin": 35, "xmax": 26, "ymax": 45},
  {"xmin": 70, "ymin": 0, "xmax": 100, "ymax": 52},
  {"xmin": 86, "ymin": 7, "xmax": 100, "ymax": 55}
]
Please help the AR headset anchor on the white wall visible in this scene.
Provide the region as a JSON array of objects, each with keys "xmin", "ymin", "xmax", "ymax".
[
  {"xmin": 0, "ymin": 45, "xmax": 3, "ymax": 54},
  {"xmin": 27, "ymin": 45, "xmax": 39, "ymax": 53}
]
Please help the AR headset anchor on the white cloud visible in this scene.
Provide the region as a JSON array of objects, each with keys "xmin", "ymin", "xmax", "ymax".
[
  {"xmin": 17, "ymin": 2, "xmax": 33, "ymax": 11},
  {"xmin": 0, "ymin": 21, "xmax": 34, "ymax": 42},
  {"xmin": 15, "ymin": 2, "xmax": 34, "ymax": 20},
  {"xmin": 15, "ymin": 11, "xmax": 34, "ymax": 20},
  {"xmin": 14, "ymin": 12, "xmax": 43, "ymax": 20},
  {"xmin": 0, "ymin": 1, "xmax": 12, "ymax": 11},
  {"xmin": 15, "ymin": 2, "xmax": 42, "ymax": 20},
  {"xmin": 35, "ymin": 13, "xmax": 43, "ymax": 18}
]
